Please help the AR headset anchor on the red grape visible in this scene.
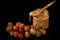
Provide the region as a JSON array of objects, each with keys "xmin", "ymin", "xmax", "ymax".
[
  {"xmin": 19, "ymin": 28, "xmax": 24, "ymax": 33},
  {"xmin": 18, "ymin": 33, "xmax": 24, "ymax": 39},
  {"xmin": 16, "ymin": 22, "xmax": 21, "ymax": 27},
  {"xmin": 13, "ymin": 26, "xmax": 18, "ymax": 31},
  {"xmin": 13, "ymin": 31, "xmax": 18, "ymax": 37},
  {"xmin": 24, "ymin": 25, "xmax": 30, "ymax": 31},
  {"xmin": 19, "ymin": 23, "xmax": 25, "ymax": 29}
]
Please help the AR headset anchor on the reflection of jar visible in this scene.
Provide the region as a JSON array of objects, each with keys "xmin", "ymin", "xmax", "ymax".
[{"xmin": 29, "ymin": 8, "xmax": 49, "ymax": 29}]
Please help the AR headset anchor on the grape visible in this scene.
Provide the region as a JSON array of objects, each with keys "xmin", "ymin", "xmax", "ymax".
[
  {"xmin": 18, "ymin": 33, "xmax": 24, "ymax": 39},
  {"xmin": 30, "ymin": 25, "xmax": 34, "ymax": 28},
  {"xmin": 30, "ymin": 28, "xmax": 36, "ymax": 35},
  {"xmin": 13, "ymin": 31, "xmax": 18, "ymax": 37},
  {"xmin": 25, "ymin": 32, "xmax": 30, "ymax": 38},
  {"xmin": 10, "ymin": 31, "xmax": 14, "ymax": 36},
  {"xmin": 35, "ymin": 29, "xmax": 41, "ymax": 37},
  {"xmin": 13, "ymin": 26, "xmax": 18, "ymax": 31},
  {"xmin": 16, "ymin": 22, "xmax": 21, "ymax": 27},
  {"xmin": 7, "ymin": 22, "xmax": 13, "ymax": 27},
  {"xmin": 19, "ymin": 28, "xmax": 24, "ymax": 33},
  {"xmin": 40, "ymin": 29, "xmax": 46, "ymax": 35},
  {"xmin": 33, "ymin": 25, "xmax": 40, "ymax": 30},
  {"xmin": 24, "ymin": 25, "xmax": 30, "ymax": 32},
  {"xmin": 19, "ymin": 23, "xmax": 25, "ymax": 29},
  {"xmin": 6, "ymin": 26, "xmax": 12, "ymax": 33}
]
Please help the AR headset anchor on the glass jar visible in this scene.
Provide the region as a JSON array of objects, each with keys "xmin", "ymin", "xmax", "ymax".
[{"xmin": 29, "ymin": 8, "xmax": 49, "ymax": 29}]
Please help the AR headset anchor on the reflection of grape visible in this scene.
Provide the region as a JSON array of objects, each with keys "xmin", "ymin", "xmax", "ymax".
[
  {"xmin": 40, "ymin": 29, "xmax": 46, "ymax": 35},
  {"xmin": 40, "ymin": 20, "xmax": 49, "ymax": 30},
  {"xmin": 35, "ymin": 30, "xmax": 41, "ymax": 37},
  {"xmin": 25, "ymin": 32, "xmax": 30, "ymax": 38},
  {"xmin": 8, "ymin": 22, "xmax": 13, "ymax": 27},
  {"xmin": 6, "ymin": 26, "xmax": 12, "ymax": 33},
  {"xmin": 34, "ymin": 25, "xmax": 40, "ymax": 30}
]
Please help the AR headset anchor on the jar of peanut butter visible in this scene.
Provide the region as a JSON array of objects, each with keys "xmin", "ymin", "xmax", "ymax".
[{"xmin": 29, "ymin": 8, "xmax": 49, "ymax": 29}]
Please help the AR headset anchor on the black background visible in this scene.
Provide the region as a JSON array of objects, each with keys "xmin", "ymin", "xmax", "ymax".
[{"xmin": 0, "ymin": 0, "xmax": 59, "ymax": 40}]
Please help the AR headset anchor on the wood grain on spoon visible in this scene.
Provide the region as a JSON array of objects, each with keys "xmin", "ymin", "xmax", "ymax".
[{"xmin": 39, "ymin": 0, "xmax": 56, "ymax": 14}]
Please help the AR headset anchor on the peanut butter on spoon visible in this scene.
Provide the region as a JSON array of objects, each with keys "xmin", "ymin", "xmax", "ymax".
[{"xmin": 39, "ymin": 0, "xmax": 56, "ymax": 16}]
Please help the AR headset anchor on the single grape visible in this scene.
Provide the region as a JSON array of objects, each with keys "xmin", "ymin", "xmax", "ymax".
[
  {"xmin": 7, "ymin": 22, "xmax": 13, "ymax": 27},
  {"xmin": 18, "ymin": 33, "xmax": 24, "ymax": 39},
  {"xmin": 25, "ymin": 32, "xmax": 30, "ymax": 38},
  {"xmin": 13, "ymin": 26, "xmax": 18, "ymax": 31},
  {"xmin": 6, "ymin": 26, "xmax": 12, "ymax": 33},
  {"xmin": 13, "ymin": 31, "xmax": 18, "ymax": 37},
  {"xmin": 19, "ymin": 23, "xmax": 25, "ymax": 29},
  {"xmin": 19, "ymin": 28, "xmax": 24, "ymax": 33},
  {"xmin": 30, "ymin": 28, "xmax": 36, "ymax": 35},
  {"xmin": 16, "ymin": 22, "xmax": 21, "ymax": 27},
  {"xmin": 10, "ymin": 30, "xmax": 14, "ymax": 36},
  {"xmin": 24, "ymin": 25, "xmax": 30, "ymax": 32}
]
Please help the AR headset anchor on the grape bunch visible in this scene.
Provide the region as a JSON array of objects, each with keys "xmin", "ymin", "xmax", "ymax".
[{"xmin": 6, "ymin": 22, "xmax": 47, "ymax": 39}]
